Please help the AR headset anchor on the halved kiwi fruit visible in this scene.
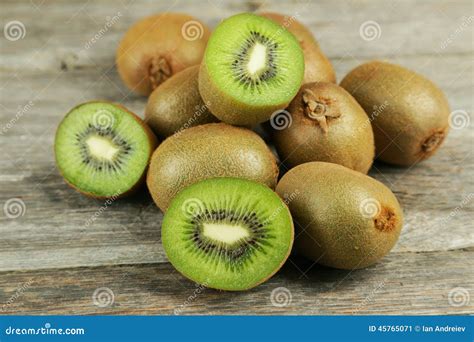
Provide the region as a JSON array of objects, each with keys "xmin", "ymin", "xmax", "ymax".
[
  {"xmin": 145, "ymin": 65, "xmax": 218, "ymax": 138},
  {"xmin": 260, "ymin": 12, "xmax": 336, "ymax": 84},
  {"xmin": 340, "ymin": 61, "xmax": 450, "ymax": 166},
  {"xmin": 270, "ymin": 82, "xmax": 375, "ymax": 173},
  {"xmin": 147, "ymin": 123, "xmax": 278, "ymax": 212},
  {"xmin": 162, "ymin": 177, "xmax": 294, "ymax": 291},
  {"xmin": 117, "ymin": 13, "xmax": 211, "ymax": 96},
  {"xmin": 199, "ymin": 13, "xmax": 304, "ymax": 126},
  {"xmin": 276, "ymin": 162, "xmax": 403, "ymax": 270},
  {"xmin": 55, "ymin": 101, "xmax": 157, "ymax": 198}
]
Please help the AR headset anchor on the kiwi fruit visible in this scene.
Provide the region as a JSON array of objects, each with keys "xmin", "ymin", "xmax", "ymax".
[
  {"xmin": 145, "ymin": 65, "xmax": 218, "ymax": 138},
  {"xmin": 162, "ymin": 177, "xmax": 294, "ymax": 291},
  {"xmin": 276, "ymin": 162, "xmax": 403, "ymax": 269},
  {"xmin": 340, "ymin": 61, "xmax": 450, "ymax": 166},
  {"xmin": 116, "ymin": 13, "xmax": 211, "ymax": 96},
  {"xmin": 198, "ymin": 13, "xmax": 304, "ymax": 126},
  {"xmin": 55, "ymin": 101, "xmax": 157, "ymax": 198},
  {"xmin": 269, "ymin": 82, "xmax": 374, "ymax": 173},
  {"xmin": 260, "ymin": 12, "xmax": 336, "ymax": 84},
  {"xmin": 147, "ymin": 123, "xmax": 279, "ymax": 212}
]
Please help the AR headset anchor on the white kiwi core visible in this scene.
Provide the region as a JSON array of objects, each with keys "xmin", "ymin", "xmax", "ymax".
[
  {"xmin": 202, "ymin": 222, "xmax": 250, "ymax": 244},
  {"xmin": 246, "ymin": 42, "xmax": 267, "ymax": 76},
  {"xmin": 86, "ymin": 135, "xmax": 120, "ymax": 161}
]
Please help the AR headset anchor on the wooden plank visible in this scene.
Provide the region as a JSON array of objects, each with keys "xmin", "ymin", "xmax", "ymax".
[
  {"xmin": 0, "ymin": 0, "xmax": 472, "ymax": 72},
  {"xmin": 1, "ymin": 250, "xmax": 472, "ymax": 315}
]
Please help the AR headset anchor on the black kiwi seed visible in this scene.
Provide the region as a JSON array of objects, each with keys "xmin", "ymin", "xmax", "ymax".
[
  {"xmin": 232, "ymin": 31, "xmax": 278, "ymax": 87},
  {"xmin": 75, "ymin": 124, "xmax": 133, "ymax": 172},
  {"xmin": 187, "ymin": 208, "xmax": 271, "ymax": 269}
]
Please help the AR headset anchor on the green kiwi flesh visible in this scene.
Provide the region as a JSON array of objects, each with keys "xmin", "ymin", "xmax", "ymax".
[
  {"xmin": 145, "ymin": 65, "xmax": 218, "ymax": 138},
  {"xmin": 340, "ymin": 61, "xmax": 450, "ymax": 166},
  {"xmin": 162, "ymin": 177, "xmax": 294, "ymax": 291},
  {"xmin": 55, "ymin": 101, "xmax": 157, "ymax": 198},
  {"xmin": 276, "ymin": 162, "xmax": 403, "ymax": 269},
  {"xmin": 260, "ymin": 12, "xmax": 336, "ymax": 84},
  {"xmin": 199, "ymin": 13, "xmax": 304, "ymax": 125},
  {"xmin": 147, "ymin": 123, "xmax": 279, "ymax": 212},
  {"xmin": 271, "ymin": 82, "xmax": 374, "ymax": 173}
]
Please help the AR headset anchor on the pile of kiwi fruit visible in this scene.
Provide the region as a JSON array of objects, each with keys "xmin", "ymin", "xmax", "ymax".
[{"xmin": 54, "ymin": 12, "xmax": 451, "ymax": 291}]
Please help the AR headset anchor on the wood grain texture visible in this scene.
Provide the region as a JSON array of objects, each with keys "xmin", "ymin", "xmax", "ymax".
[
  {"xmin": 1, "ymin": 251, "xmax": 473, "ymax": 315},
  {"xmin": 0, "ymin": 0, "xmax": 473, "ymax": 314}
]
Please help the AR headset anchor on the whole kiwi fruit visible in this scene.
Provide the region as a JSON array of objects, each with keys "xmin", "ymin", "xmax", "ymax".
[
  {"xmin": 276, "ymin": 162, "xmax": 403, "ymax": 269},
  {"xmin": 340, "ymin": 61, "xmax": 450, "ymax": 166},
  {"xmin": 116, "ymin": 13, "xmax": 211, "ymax": 96},
  {"xmin": 145, "ymin": 65, "xmax": 217, "ymax": 138},
  {"xmin": 260, "ymin": 12, "xmax": 336, "ymax": 84},
  {"xmin": 199, "ymin": 13, "xmax": 304, "ymax": 126},
  {"xmin": 162, "ymin": 177, "xmax": 294, "ymax": 291},
  {"xmin": 55, "ymin": 101, "xmax": 157, "ymax": 199},
  {"xmin": 269, "ymin": 82, "xmax": 374, "ymax": 173},
  {"xmin": 147, "ymin": 123, "xmax": 279, "ymax": 212}
]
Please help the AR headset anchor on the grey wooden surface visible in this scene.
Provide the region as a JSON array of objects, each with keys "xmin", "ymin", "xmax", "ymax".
[{"xmin": 0, "ymin": 0, "xmax": 473, "ymax": 315}]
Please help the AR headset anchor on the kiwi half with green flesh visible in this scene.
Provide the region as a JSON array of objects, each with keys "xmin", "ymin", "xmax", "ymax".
[
  {"xmin": 199, "ymin": 13, "xmax": 304, "ymax": 126},
  {"xmin": 162, "ymin": 177, "xmax": 294, "ymax": 291},
  {"xmin": 276, "ymin": 162, "xmax": 403, "ymax": 269},
  {"xmin": 147, "ymin": 123, "xmax": 278, "ymax": 212},
  {"xmin": 260, "ymin": 12, "xmax": 336, "ymax": 84},
  {"xmin": 340, "ymin": 61, "xmax": 450, "ymax": 166},
  {"xmin": 270, "ymin": 82, "xmax": 374, "ymax": 173},
  {"xmin": 117, "ymin": 13, "xmax": 211, "ymax": 96},
  {"xmin": 55, "ymin": 101, "xmax": 157, "ymax": 198},
  {"xmin": 145, "ymin": 65, "xmax": 218, "ymax": 138}
]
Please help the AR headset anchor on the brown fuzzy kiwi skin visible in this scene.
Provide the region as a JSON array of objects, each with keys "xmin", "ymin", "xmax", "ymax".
[
  {"xmin": 146, "ymin": 123, "xmax": 279, "ymax": 212},
  {"xmin": 276, "ymin": 162, "xmax": 403, "ymax": 270},
  {"xmin": 54, "ymin": 101, "xmax": 158, "ymax": 199},
  {"xmin": 199, "ymin": 62, "xmax": 293, "ymax": 126},
  {"xmin": 340, "ymin": 61, "xmax": 450, "ymax": 166},
  {"xmin": 116, "ymin": 13, "xmax": 211, "ymax": 96},
  {"xmin": 145, "ymin": 65, "xmax": 218, "ymax": 138},
  {"xmin": 260, "ymin": 12, "xmax": 336, "ymax": 84},
  {"xmin": 270, "ymin": 82, "xmax": 375, "ymax": 174}
]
